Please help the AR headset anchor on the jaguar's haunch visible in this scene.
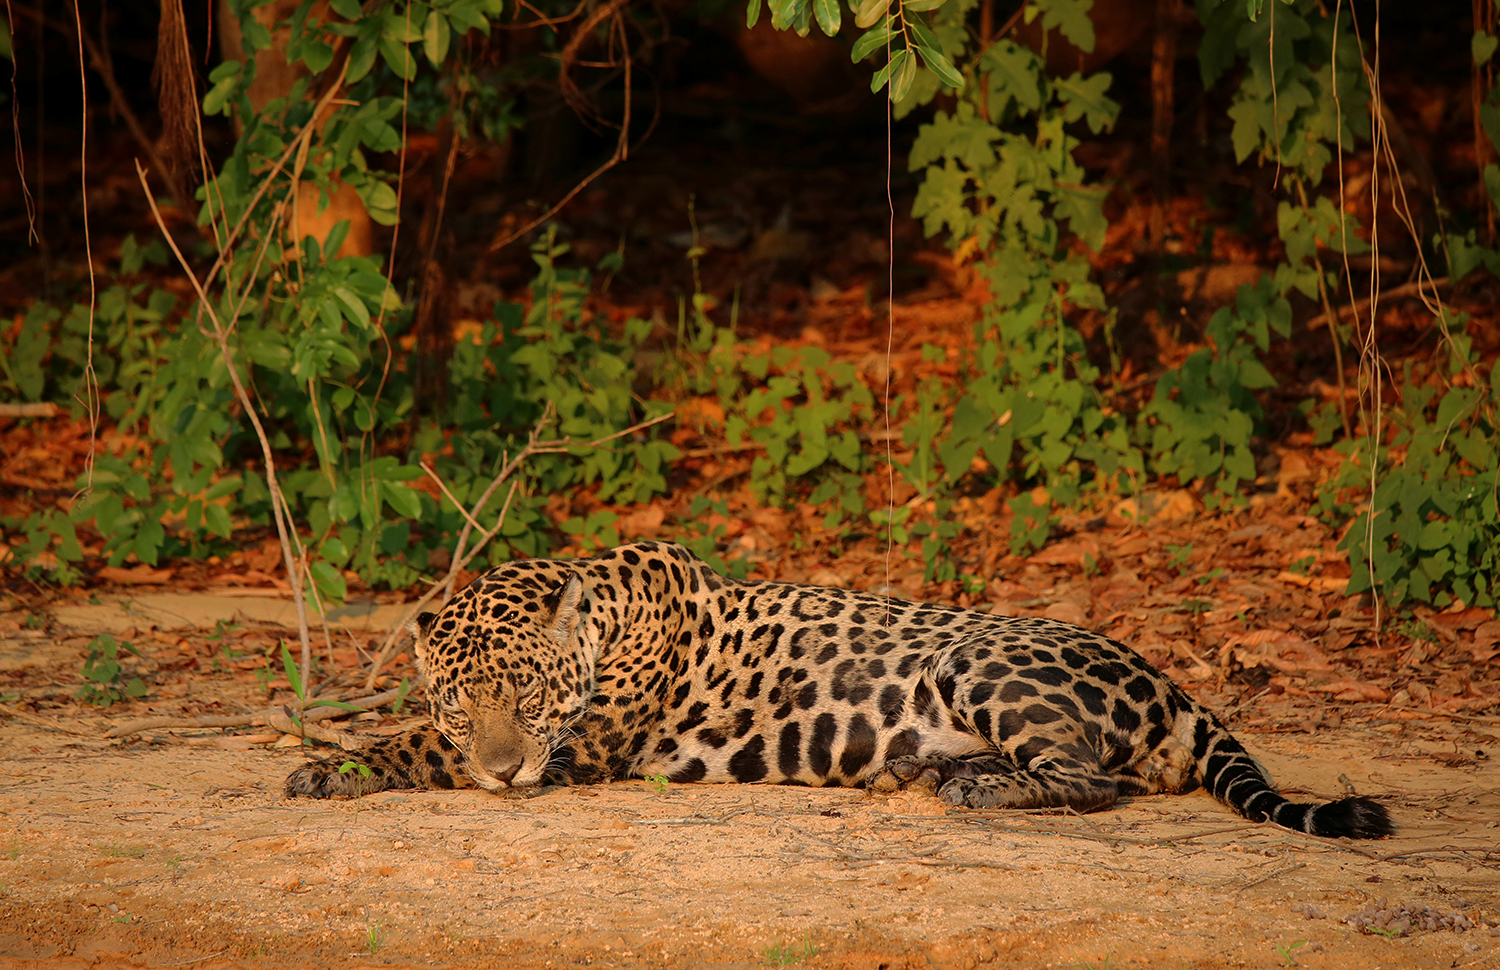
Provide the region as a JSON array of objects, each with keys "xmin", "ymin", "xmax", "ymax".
[{"xmin": 285, "ymin": 542, "xmax": 1393, "ymax": 838}]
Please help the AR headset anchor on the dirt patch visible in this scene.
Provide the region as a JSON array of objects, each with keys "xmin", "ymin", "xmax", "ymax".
[{"xmin": 1, "ymin": 707, "xmax": 1497, "ymax": 969}]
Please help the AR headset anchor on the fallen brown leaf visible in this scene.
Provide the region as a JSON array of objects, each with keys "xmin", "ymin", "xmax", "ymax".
[
  {"xmin": 97, "ymin": 565, "xmax": 175, "ymax": 585},
  {"xmin": 1306, "ymin": 680, "xmax": 1391, "ymax": 702},
  {"xmin": 1273, "ymin": 570, "xmax": 1346, "ymax": 592},
  {"xmin": 1028, "ymin": 536, "xmax": 1101, "ymax": 568}
]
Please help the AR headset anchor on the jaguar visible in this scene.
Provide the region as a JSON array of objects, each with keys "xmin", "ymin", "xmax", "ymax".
[{"xmin": 285, "ymin": 541, "xmax": 1393, "ymax": 838}]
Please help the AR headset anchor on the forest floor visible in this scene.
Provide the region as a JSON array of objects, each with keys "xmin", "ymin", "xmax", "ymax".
[{"xmin": 2, "ymin": 504, "xmax": 1499, "ymax": 970}]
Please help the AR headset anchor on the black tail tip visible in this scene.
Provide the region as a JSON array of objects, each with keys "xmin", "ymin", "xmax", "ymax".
[{"xmin": 1310, "ymin": 796, "xmax": 1395, "ymax": 839}]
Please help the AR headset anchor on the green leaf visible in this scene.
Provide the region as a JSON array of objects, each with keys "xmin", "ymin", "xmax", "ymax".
[
  {"xmin": 890, "ymin": 50, "xmax": 918, "ymax": 102},
  {"xmin": 281, "ymin": 642, "xmax": 305, "ymax": 700},
  {"xmin": 1485, "ymin": 164, "xmax": 1500, "ymax": 211},
  {"xmin": 812, "ymin": 0, "xmax": 840, "ymax": 36},
  {"xmin": 903, "ymin": 0, "xmax": 945, "ymax": 9},
  {"xmin": 1034, "ymin": 0, "xmax": 1095, "ymax": 54},
  {"xmin": 915, "ymin": 44, "xmax": 963, "ymax": 90},
  {"xmin": 870, "ymin": 48, "xmax": 907, "ymax": 94},
  {"xmin": 851, "ymin": 24, "xmax": 893, "ymax": 62},
  {"xmin": 332, "ymin": 286, "xmax": 372, "ymax": 329},
  {"xmin": 379, "ymin": 35, "xmax": 417, "ymax": 80},
  {"xmin": 1419, "ymin": 520, "xmax": 1453, "ymax": 551},
  {"xmin": 203, "ymin": 76, "xmax": 238, "ymax": 116},
  {"xmin": 384, "ymin": 481, "xmax": 424, "ymax": 519},
  {"xmin": 330, "ymin": 0, "xmax": 363, "ymax": 18},
  {"xmin": 308, "ymin": 561, "xmax": 349, "ymax": 603},
  {"xmin": 204, "ymin": 503, "xmax": 233, "ymax": 538},
  {"xmin": 133, "ymin": 518, "xmax": 166, "ymax": 566},
  {"xmin": 1475, "ymin": 30, "xmax": 1498, "ymax": 67},
  {"xmin": 1055, "ymin": 72, "xmax": 1119, "ymax": 134},
  {"xmin": 308, "ymin": 698, "xmax": 367, "ymax": 713},
  {"xmin": 347, "ymin": 33, "xmax": 379, "ymax": 84},
  {"xmin": 302, "ymin": 40, "xmax": 334, "ymax": 74},
  {"xmin": 359, "ymin": 180, "xmax": 400, "ymax": 225},
  {"xmin": 746, "ymin": 0, "xmax": 763, "ymax": 28},
  {"xmin": 423, "ymin": 9, "xmax": 451, "ymax": 66},
  {"xmin": 854, "ymin": 0, "xmax": 891, "ymax": 30},
  {"xmin": 383, "ymin": 8, "xmax": 425, "ymax": 42}
]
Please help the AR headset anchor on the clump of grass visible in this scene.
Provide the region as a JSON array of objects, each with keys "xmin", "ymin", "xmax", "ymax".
[{"xmin": 763, "ymin": 934, "xmax": 817, "ymax": 966}]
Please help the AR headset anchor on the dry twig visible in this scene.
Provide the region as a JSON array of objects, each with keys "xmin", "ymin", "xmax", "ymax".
[
  {"xmin": 105, "ymin": 687, "xmax": 405, "ymax": 739},
  {"xmin": 1304, "ymin": 275, "xmax": 1452, "ymax": 331}
]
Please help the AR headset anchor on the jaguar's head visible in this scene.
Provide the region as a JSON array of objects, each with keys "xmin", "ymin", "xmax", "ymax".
[{"xmin": 410, "ymin": 566, "xmax": 594, "ymax": 791}]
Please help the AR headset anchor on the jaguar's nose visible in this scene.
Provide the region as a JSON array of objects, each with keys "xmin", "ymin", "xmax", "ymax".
[{"xmin": 488, "ymin": 757, "xmax": 523, "ymax": 785}]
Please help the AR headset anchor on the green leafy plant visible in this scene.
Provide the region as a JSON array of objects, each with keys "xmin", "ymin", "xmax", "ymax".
[
  {"xmin": 1141, "ymin": 281, "xmax": 1290, "ymax": 508},
  {"xmin": 719, "ymin": 343, "xmax": 874, "ymax": 511},
  {"xmin": 762, "ymin": 934, "xmax": 818, "ymax": 967},
  {"xmin": 364, "ymin": 920, "xmax": 385, "ymax": 954},
  {"xmin": 76, "ymin": 635, "xmax": 147, "ymax": 707},
  {"xmin": 1274, "ymin": 939, "xmax": 1309, "ymax": 967},
  {"xmin": 1336, "ymin": 371, "xmax": 1500, "ymax": 609},
  {"xmin": 339, "ymin": 760, "xmax": 375, "ymax": 803}
]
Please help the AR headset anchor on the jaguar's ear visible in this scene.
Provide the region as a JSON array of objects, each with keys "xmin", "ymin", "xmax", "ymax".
[
  {"xmin": 546, "ymin": 573, "xmax": 585, "ymax": 646},
  {"xmin": 408, "ymin": 611, "xmax": 438, "ymax": 672}
]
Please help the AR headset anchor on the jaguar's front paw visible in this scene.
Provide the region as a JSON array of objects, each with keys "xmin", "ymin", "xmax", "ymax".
[
  {"xmin": 867, "ymin": 755, "xmax": 946, "ymax": 795},
  {"xmin": 284, "ymin": 756, "xmax": 382, "ymax": 799}
]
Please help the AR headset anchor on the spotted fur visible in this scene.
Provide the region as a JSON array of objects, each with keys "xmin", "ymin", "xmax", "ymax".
[{"xmin": 285, "ymin": 542, "xmax": 1393, "ymax": 838}]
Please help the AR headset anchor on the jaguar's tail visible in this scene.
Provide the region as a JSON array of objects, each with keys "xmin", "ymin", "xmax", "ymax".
[{"xmin": 1189, "ymin": 709, "xmax": 1394, "ymax": 839}]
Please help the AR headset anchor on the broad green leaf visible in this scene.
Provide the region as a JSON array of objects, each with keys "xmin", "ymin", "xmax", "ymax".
[
  {"xmin": 359, "ymin": 180, "xmax": 400, "ymax": 225},
  {"xmin": 383, "ymin": 9, "xmax": 425, "ymax": 42},
  {"xmin": 1486, "ymin": 164, "xmax": 1500, "ymax": 211},
  {"xmin": 346, "ymin": 33, "xmax": 379, "ymax": 83},
  {"xmin": 308, "ymin": 561, "xmax": 349, "ymax": 603},
  {"xmin": 423, "ymin": 9, "xmax": 451, "ymax": 66},
  {"xmin": 384, "ymin": 482, "xmax": 424, "ymax": 519},
  {"xmin": 870, "ymin": 48, "xmax": 910, "ymax": 94},
  {"xmin": 332, "ymin": 286, "xmax": 372, "ymax": 329},
  {"xmin": 890, "ymin": 50, "xmax": 917, "ymax": 103},
  {"xmin": 303, "ymin": 40, "xmax": 334, "ymax": 74},
  {"xmin": 204, "ymin": 503, "xmax": 233, "ymax": 538},
  {"xmin": 851, "ymin": 23, "xmax": 893, "ymax": 62},
  {"xmin": 203, "ymin": 76, "xmax": 238, "ymax": 116},
  {"xmin": 330, "ymin": 0, "xmax": 363, "ymax": 17},
  {"xmin": 1419, "ymin": 520, "xmax": 1454, "ymax": 551},
  {"xmin": 379, "ymin": 35, "xmax": 417, "ymax": 79},
  {"xmin": 1055, "ymin": 72, "xmax": 1119, "ymax": 134},
  {"xmin": 1477, "ymin": 31, "xmax": 1499, "ymax": 67},
  {"xmin": 133, "ymin": 518, "xmax": 166, "ymax": 566},
  {"xmin": 746, "ymin": 0, "xmax": 763, "ymax": 28},
  {"xmin": 812, "ymin": 0, "xmax": 840, "ymax": 36},
  {"xmin": 1034, "ymin": 0, "xmax": 1095, "ymax": 54},
  {"xmin": 854, "ymin": 0, "xmax": 890, "ymax": 30},
  {"xmin": 916, "ymin": 44, "xmax": 963, "ymax": 89}
]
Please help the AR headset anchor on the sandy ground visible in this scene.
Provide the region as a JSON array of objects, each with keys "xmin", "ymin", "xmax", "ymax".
[{"xmin": 1, "ymin": 699, "xmax": 1497, "ymax": 970}]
